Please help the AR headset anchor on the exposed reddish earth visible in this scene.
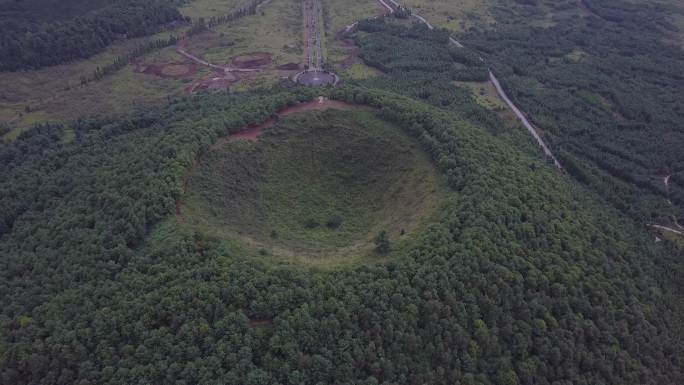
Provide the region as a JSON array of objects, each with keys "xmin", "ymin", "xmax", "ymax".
[
  {"xmin": 230, "ymin": 124, "xmax": 264, "ymax": 140},
  {"xmin": 134, "ymin": 62, "xmax": 197, "ymax": 78},
  {"xmin": 176, "ymin": 40, "xmax": 261, "ymax": 73},
  {"xmin": 231, "ymin": 52, "xmax": 272, "ymax": 68},
  {"xmin": 226, "ymin": 98, "xmax": 364, "ymax": 142},
  {"xmin": 335, "ymin": 29, "xmax": 360, "ymax": 69},
  {"xmin": 276, "ymin": 62, "xmax": 301, "ymax": 70},
  {"xmin": 185, "ymin": 70, "xmax": 240, "ymax": 93}
]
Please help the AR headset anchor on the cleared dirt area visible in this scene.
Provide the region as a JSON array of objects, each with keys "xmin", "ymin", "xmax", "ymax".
[
  {"xmin": 335, "ymin": 29, "xmax": 360, "ymax": 69},
  {"xmin": 276, "ymin": 63, "xmax": 301, "ymax": 70},
  {"xmin": 133, "ymin": 62, "xmax": 197, "ymax": 78},
  {"xmin": 185, "ymin": 71, "xmax": 239, "ymax": 93},
  {"xmin": 231, "ymin": 52, "xmax": 272, "ymax": 68},
  {"xmin": 226, "ymin": 97, "xmax": 365, "ymax": 142},
  {"xmin": 183, "ymin": 52, "xmax": 276, "ymax": 93}
]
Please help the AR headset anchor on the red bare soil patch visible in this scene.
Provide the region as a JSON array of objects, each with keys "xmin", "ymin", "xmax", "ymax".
[
  {"xmin": 231, "ymin": 124, "xmax": 265, "ymax": 141},
  {"xmin": 276, "ymin": 62, "xmax": 301, "ymax": 70},
  {"xmin": 225, "ymin": 98, "xmax": 366, "ymax": 143},
  {"xmin": 134, "ymin": 62, "xmax": 197, "ymax": 78},
  {"xmin": 279, "ymin": 98, "xmax": 359, "ymax": 115},
  {"xmin": 177, "ymin": 99, "xmax": 370, "ymax": 219},
  {"xmin": 335, "ymin": 29, "xmax": 361, "ymax": 69},
  {"xmin": 185, "ymin": 70, "xmax": 239, "ymax": 93},
  {"xmin": 231, "ymin": 52, "xmax": 272, "ymax": 68}
]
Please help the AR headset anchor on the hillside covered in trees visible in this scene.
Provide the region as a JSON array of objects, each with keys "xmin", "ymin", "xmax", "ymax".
[
  {"xmin": 459, "ymin": 0, "xmax": 684, "ymax": 226},
  {"xmin": 0, "ymin": 0, "xmax": 185, "ymax": 71},
  {"xmin": 1, "ymin": 2, "xmax": 683, "ymax": 385}
]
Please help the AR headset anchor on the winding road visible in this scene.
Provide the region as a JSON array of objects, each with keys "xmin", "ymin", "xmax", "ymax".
[
  {"xmin": 377, "ymin": 0, "xmax": 562, "ymax": 170},
  {"xmin": 370, "ymin": 0, "xmax": 684, "ymax": 239}
]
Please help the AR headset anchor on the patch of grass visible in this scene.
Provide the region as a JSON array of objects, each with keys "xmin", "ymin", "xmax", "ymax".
[
  {"xmin": 0, "ymin": 0, "xmax": 296, "ymax": 140},
  {"xmin": 322, "ymin": 0, "xmax": 382, "ymax": 34},
  {"xmin": 453, "ymin": 80, "xmax": 508, "ymax": 110},
  {"xmin": 402, "ymin": 0, "xmax": 498, "ymax": 33},
  {"xmin": 342, "ymin": 62, "xmax": 382, "ymax": 79},
  {"xmin": 179, "ymin": 109, "xmax": 447, "ymax": 269},
  {"xmin": 0, "ymin": 28, "xmax": 188, "ymax": 137},
  {"xmin": 179, "ymin": 0, "xmax": 246, "ymax": 21},
  {"xmin": 321, "ymin": 0, "xmax": 384, "ymax": 71},
  {"xmin": 188, "ymin": 0, "xmax": 302, "ymax": 67}
]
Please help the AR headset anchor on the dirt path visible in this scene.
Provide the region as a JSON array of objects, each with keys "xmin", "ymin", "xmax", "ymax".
[
  {"xmin": 220, "ymin": 97, "xmax": 366, "ymax": 144},
  {"xmin": 176, "ymin": 42, "xmax": 261, "ymax": 73}
]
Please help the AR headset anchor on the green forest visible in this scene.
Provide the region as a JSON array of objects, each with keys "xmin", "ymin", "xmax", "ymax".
[
  {"xmin": 0, "ymin": 0, "xmax": 185, "ymax": 70},
  {"xmin": 461, "ymin": 0, "xmax": 684, "ymax": 225},
  {"xmin": 1, "ymin": 0, "xmax": 684, "ymax": 384}
]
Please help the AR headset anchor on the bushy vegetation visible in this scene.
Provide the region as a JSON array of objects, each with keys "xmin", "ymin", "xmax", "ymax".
[
  {"xmin": 460, "ymin": 0, "xmax": 684, "ymax": 225},
  {"xmin": 0, "ymin": 14, "xmax": 683, "ymax": 385},
  {"xmin": 353, "ymin": 20, "xmax": 508, "ymax": 139},
  {"xmin": 181, "ymin": 108, "xmax": 444, "ymax": 264}
]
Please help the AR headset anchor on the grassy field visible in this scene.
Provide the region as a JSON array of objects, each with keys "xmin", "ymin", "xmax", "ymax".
[
  {"xmin": 401, "ymin": 0, "xmax": 498, "ymax": 33},
  {"xmin": 454, "ymin": 80, "xmax": 508, "ymax": 110},
  {"xmin": 0, "ymin": 0, "xmax": 396, "ymax": 140},
  {"xmin": 340, "ymin": 62, "xmax": 383, "ymax": 79},
  {"xmin": 180, "ymin": 0, "xmax": 246, "ymax": 21},
  {"xmin": 178, "ymin": 109, "xmax": 447, "ymax": 270},
  {"xmin": 0, "ymin": 28, "xmax": 190, "ymax": 138},
  {"xmin": 322, "ymin": 0, "xmax": 382, "ymax": 33},
  {"xmin": 0, "ymin": 0, "xmax": 291, "ymax": 140},
  {"xmin": 321, "ymin": 0, "xmax": 384, "ymax": 77},
  {"xmin": 187, "ymin": 0, "xmax": 302, "ymax": 66}
]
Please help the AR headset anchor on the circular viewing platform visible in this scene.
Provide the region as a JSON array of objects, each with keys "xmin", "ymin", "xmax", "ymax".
[{"xmin": 294, "ymin": 70, "xmax": 339, "ymax": 86}]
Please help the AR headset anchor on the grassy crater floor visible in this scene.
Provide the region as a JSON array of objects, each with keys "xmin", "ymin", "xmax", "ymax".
[{"xmin": 180, "ymin": 109, "xmax": 447, "ymax": 268}]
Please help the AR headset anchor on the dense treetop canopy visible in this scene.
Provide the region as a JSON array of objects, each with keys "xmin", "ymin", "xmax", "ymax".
[{"xmin": 1, "ymin": 1, "xmax": 683, "ymax": 384}]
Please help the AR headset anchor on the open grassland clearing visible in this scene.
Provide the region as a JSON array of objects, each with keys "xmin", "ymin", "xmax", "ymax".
[
  {"xmin": 177, "ymin": 109, "xmax": 447, "ymax": 270},
  {"xmin": 340, "ymin": 62, "xmax": 383, "ymax": 79},
  {"xmin": 321, "ymin": 0, "xmax": 384, "ymax": 77},
  {"xmin": 186, "ymin": 0, "xmax": 302, "ymax": 69},
  {"xmin": 401, "ymin": 0, "xmax": 497, "ymax": 33},
  {"xmin": 322, "ymin": 0, "xmax": 383, "ymax": 33},
  {"xmin": 454, "ymin": 80, "xmax": 508, "ymax": 111},
  {"xmin": 0, "ymin": 0, "xmax": 275, "ymax": 140},
  {"xmin": 179, "ymin": 0, "xmax": 246, "ymax": 21},
  {"xmin": 0, "ymin": 29, "xmax": 189, "ymax": 138}
]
